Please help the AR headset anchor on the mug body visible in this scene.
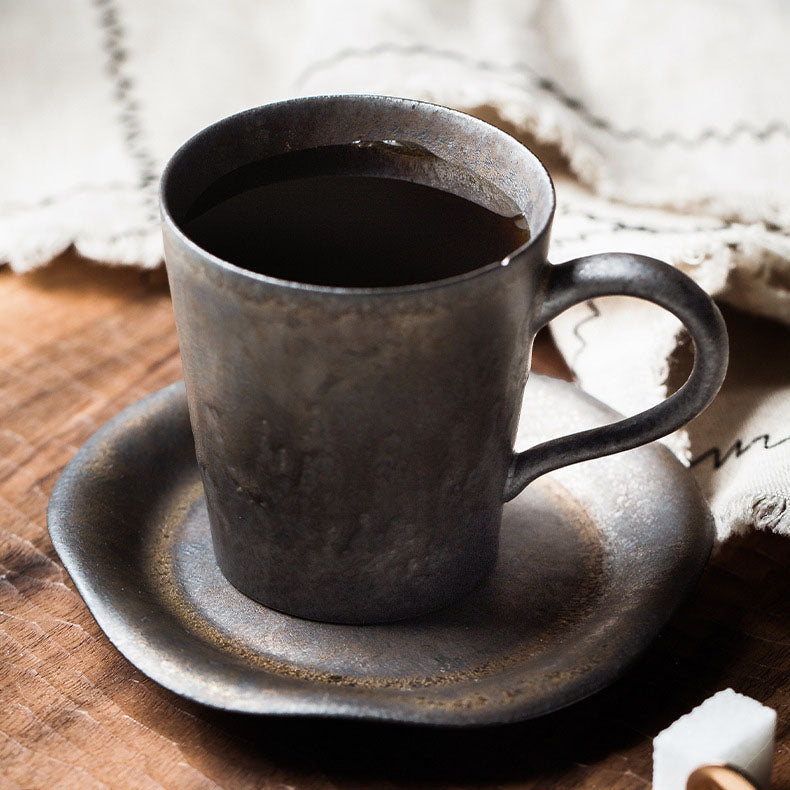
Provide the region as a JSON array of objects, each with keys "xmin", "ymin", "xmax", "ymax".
[{"xmin": 160, "ymin": 95, "xmax": 555, "ymax": 623}]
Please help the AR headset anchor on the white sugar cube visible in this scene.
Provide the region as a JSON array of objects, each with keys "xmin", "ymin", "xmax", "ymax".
[{"xmin": 653, "ymin": 689, "xmax": 776, "ymax": 790}]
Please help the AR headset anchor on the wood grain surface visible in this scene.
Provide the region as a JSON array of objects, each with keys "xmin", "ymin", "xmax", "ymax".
[{"xmin": 0, "ymin": 251, "xmax": 787, "ymax": 789}]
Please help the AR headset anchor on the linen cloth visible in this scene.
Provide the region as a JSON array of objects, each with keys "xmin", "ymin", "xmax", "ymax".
[{"xmin": 1, "ymin": 0, "xmax": 788, "ymax": 539}]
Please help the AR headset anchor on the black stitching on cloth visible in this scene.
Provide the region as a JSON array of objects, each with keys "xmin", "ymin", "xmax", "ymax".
[
  {"xmin": 552, "ymin": 221, "xmax": 732, "ymax": 245},
  {"xmin": 551, "ymin": 227, "xmax": 727, "ymax": 245},
  {"xmin": 557, "ymin": 208, "xmax": 790, "ymax": 239},
  {"xmin": 552, "ymin": 222, "xmax": 729, "ymax": 246},
  {"xmin": 99, "ymin": 227, "xmax": 155, "ymax": 242},
  {"xmin": 94, "ymin": 0, "xmax": 158, "ymax": 221},
  {"xmin": 690, "ymin": 434, "xmax": 790, "ymax": 469},
  {"xmin": 560, "ymin": 209, "xmax": 732, "ymax": 236},
  {"xmin": 0, "ymin": 183, "xmax": 140, "ymax": 216},
  {"xmin": 570, "ymin": 300, "xmax": 600, "ymax": 367},
  {"xmin": 294, "ymin": 43, "xmax": 790, "ymax": 147}
]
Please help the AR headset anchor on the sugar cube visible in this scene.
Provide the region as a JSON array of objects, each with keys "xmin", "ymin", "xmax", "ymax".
[{"xmin": 653, "ymin": 689, "xmax": 776, "ymax": 790}]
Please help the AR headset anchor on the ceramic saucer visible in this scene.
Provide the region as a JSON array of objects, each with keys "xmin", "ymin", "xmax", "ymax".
[{"xmin": 48, "ymin": 375, "xmax": 712, "ymax": 726}]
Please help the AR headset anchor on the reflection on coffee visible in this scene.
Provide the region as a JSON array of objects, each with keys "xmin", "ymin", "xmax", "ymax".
[{"xmin": 182, "ymin": 140, "xmax": 530, "ymax": 287}]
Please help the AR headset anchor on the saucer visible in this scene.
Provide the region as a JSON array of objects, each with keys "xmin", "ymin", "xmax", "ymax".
[{"xmin": 48, "ymin": 375, "xmax": 713, "ymax": 726}]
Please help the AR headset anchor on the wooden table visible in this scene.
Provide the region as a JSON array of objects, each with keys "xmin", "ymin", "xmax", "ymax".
[{"xmin": 1, "ymin": 252, "xmax": 787, "ymax": 789}]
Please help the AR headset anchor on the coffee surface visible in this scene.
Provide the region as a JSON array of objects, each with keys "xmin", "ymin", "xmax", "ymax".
[{"xmin": 182, "ymin": 141, "xmax": 530, "ymax": 288}]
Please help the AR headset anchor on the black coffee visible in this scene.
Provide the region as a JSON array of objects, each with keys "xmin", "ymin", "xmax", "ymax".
[{"xmin": 182, "ymin": 141, "xmax": 530, "ymax": 288}]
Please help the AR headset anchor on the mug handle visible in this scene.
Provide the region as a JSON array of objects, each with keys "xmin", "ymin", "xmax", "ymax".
[{"xmin": 504, "ymin": 252, "xmax": 728, "ymax": 502}]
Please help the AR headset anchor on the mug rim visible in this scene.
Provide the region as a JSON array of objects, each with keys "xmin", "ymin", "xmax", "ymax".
[{"xmin": 159, "ymin": 94, "xmax": 556, "ymax": 296}]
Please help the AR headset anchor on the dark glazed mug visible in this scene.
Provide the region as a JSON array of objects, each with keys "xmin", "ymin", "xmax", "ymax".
[{"xmin": 160, "ymin": 95, "xmax": 728, "ymax": 624}]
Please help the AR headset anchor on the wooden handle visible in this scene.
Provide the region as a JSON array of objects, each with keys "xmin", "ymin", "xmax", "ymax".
[{"xmin": 687, "ymin": 764, "xmax": 761, "ymax": 790}]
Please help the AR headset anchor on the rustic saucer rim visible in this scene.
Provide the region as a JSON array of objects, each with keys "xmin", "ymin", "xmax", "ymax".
[{"xmin": 47, "ymin": 376, "xmax": 714, "ymax": 726}]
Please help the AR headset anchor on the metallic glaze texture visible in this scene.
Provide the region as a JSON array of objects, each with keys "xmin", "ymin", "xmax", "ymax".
[
  {"xmin": 47, "ymin": 378, "xmax": 715, "ymax": 725},
  {"xmin": 159, "ymin": 96, "xmax": 727, "ymax": 623}
]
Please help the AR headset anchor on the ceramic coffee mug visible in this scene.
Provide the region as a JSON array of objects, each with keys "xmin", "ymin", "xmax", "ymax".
[{"xmin": 160, "ymin": 95, "xmax": 727, "ymax": 624}]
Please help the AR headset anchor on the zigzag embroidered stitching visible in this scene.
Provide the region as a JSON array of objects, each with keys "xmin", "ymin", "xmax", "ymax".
[
  {"xmin": 94, "ymin": 0, "xmax": 158, "ymax": 221},
  {"xmin": 0, "ymin": 183, "xmax": 140, "ymax": 216},
  {"xmin": 557, "ymin": 209, "xmax": 790, "ymax": 239},
  {"xmin": 691, "ymin": 434, "xmax": 790, "ymax": 469},
  {"xmin": 570, "ymin": 300, "xmax": 601, "ymax": 366},
  {"xmin": 296, "ymin": 43, "xmax": 790, "ymax": 147}
]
